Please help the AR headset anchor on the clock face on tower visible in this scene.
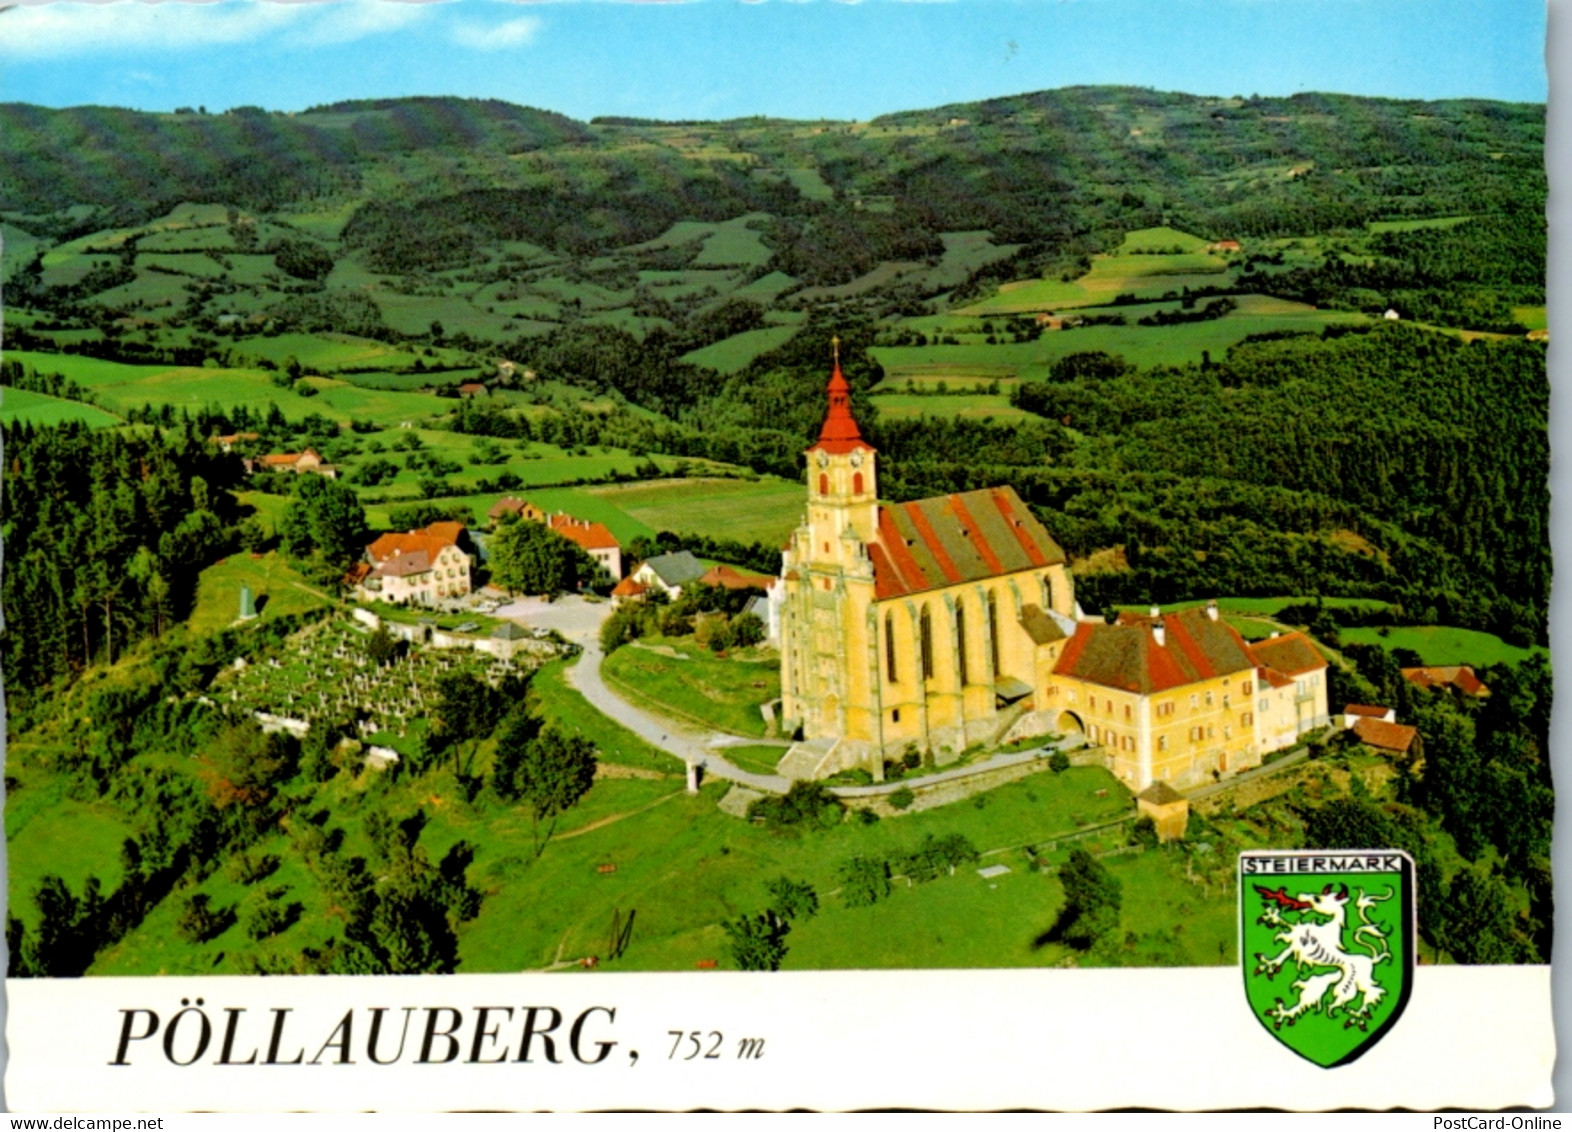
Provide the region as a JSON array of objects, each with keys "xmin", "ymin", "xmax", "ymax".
[
  {"xmin": 850, "ymin": 450, "xmax": 864, "ymax": 468},
  {"xmin": 816, "ymin": 451, "xmax": 829, "ymax": 468}
]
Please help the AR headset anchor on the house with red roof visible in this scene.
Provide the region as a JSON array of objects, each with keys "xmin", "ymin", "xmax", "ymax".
[
  {"xmin": 354, "ymin": 521, "xmax": 472, "ymax": 605},
  {"xmin": 776, "ymin": 343, "xmax": 1330, "ymax": 789},
  {"xmin": 547, "ymin": 513, "xmax": 622, "ymax": 580},
  {"xmin": 1402, "ymin": 665, "xmax": 1491, "ymax": 698},
  {"xmin": 487, "ymin": 495, "xmax": 545, "ymax": 527},
  {"xmin": 250, "ymin": 447, "xmax": 338, "ymax": 479}
]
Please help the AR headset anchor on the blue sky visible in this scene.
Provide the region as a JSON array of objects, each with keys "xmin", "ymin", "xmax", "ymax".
[{"xmin": 0, "ymin": 0, "xmax": 1548, "ymax": 121}]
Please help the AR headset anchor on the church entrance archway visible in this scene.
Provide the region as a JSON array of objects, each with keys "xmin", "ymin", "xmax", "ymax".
[{"xmin": 1056, "ymin": 710, "xmax": 1086, "ymax": 739}]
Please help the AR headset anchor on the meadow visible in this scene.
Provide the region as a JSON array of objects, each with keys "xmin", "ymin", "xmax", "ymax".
[
  {"xmin": 600, "ymin": 638, "xmax": 780, "ymax": 739},
  {"xmin": 0, "ymin": 386, "xmax": 122, "ymax": 428}
]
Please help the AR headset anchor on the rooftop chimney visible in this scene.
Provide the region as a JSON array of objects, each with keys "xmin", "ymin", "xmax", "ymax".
[
  {"xmin": 1149, "ymin": 604, "xmax": 1161, "ymax": 620},
  {"xmin": 1206, "ymin": 600, "xmax": 1219, "ymax": 622},
  {"xmin": 1152, "ymin": 621, "xmax": 1166, "ymax": 648}
]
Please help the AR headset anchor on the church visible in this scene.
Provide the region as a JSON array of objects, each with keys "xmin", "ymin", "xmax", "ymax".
[{"xmin": 775, "ymin": 348, "xmax": 1330, "ymax": 789}]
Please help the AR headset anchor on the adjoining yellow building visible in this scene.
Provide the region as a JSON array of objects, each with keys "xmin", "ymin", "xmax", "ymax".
[
  {"xmin": 1045, "ymin": 608, "xmax": 1329, "ymax": 791},
  {"xmin": 776, "ymin": 350, "xmax": 1330, "ymax": 788}
]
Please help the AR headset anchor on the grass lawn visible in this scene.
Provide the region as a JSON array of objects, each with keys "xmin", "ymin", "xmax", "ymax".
[
  {"xmin": 582, "ymin": 476, "xmax": 805, "ymax": 546},
  {"xmin": 188, "ymin": 552, "xmax": 334, "ymax": 635},
  {"xmin": 601, "ymin": 639, "xmax": 780, "ymax": 738},
  {"xmin": 1116, "ymin": 595, "xmax": 1393, "ymax": 618},
  {"xmin": 0, "ymin": 387, "xmax": 123, "ymax": 428},
  {"xmin": 6, "ymin": 776, "xmax": 132, "ymax": 932},
  {"xmin": 1337, "ymin": 625, "xmax": 1544, "ymax": 668},
  {"xmin": 460, "ymin": 764, "xmax": 1141, "ymax": 973},
  {"xmin": 530, "ymin": 659, "xmax": 682, "ymax": 775},
  {"xmin": 714, "ymin": 744, "xmax": 787, "ymax": 777}
]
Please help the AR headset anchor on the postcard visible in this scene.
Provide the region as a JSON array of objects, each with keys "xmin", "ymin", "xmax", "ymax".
[{"xmin": 0, "ymin": 0, "xmax": 1556, "ymax": 1112}]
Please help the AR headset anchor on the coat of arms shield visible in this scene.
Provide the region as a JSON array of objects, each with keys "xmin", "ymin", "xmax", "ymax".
[{"xmin": 1240, "ymin": 849, "xmax": 1416, "ymax": 1068}]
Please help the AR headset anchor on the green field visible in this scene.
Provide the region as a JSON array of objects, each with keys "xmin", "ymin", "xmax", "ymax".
[
  {"xmin": 871, "ymin": 391, "xmax": 1033, "ymax": 421},
  {"xmin": 1116, "ymin": 225, "xmax": 1214, "ymax": 253},
  {"xmin": 959, "ymin": 227, "xmax": 1233, "ymax": 315},
  {"xmin": 877, "ymin": 296, "xmax": 1368, "ymax": 374},
  {"xmin": 1366, "ymin": 216, "xmax": 1472, "ymax": 233},
  {"xmin": 1514, "ymin": 306, "xmax": 1548, "ymax": 332},
  {"xmin": 682, "ymin": 324, "xmax": 798, "ymax": 372},
  {"xmin": 583, "ymin": 476, "xmax": 805, "ymax": 546},
  {"xmin": 601, "ymin": 638, "xmax": 780, "ymax": 738},
  {"xmin": 692, "ymin": 216, "xmax": 773, "ymax": 267},
  {"xmin": 187, "ymin": 552, "xmax": 334, "ymax": 635},
  {"xmin": 1338, "ymin": 625, "xmax": 1544, "ymax": 668},
  {"xmin": 0, "ymin": 387, "xmax": 122, "ymax": 427}
]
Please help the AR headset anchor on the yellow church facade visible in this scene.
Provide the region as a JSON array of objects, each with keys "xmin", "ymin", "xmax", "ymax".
[{"xmin": 776, "ymin": 354, "xmax": 1330, "ymax": 788}]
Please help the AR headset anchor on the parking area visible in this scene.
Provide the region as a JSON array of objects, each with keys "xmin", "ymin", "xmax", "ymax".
[{"xmin": 491, "ymin": 594, "xmax": 608, "ymax": 643}]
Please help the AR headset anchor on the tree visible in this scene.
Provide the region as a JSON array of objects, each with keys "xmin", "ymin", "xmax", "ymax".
[
  {"xmin": 278, "ymin": 475, "xmax": 367, "ymax": 576},
  {"xmin": 511, "ymin": 726, "xmax": 597, "ymax": 856},
  {"xmin": 1052, "ymin": 848, "xmax": 1122, "ymax": 950},
  {"xmin": 426, "ymin": 670, "xmax": 504, "ymax": 779},
  {"xmin": 723, "ymin": 911, "xmax": 789, "ymax": 972},
  {"xmin": 724, "ymin": 876, "xmax": 818, "ymax": 971},
  {"xmin": 1434, "ymin": 866, "xmax": 1531, "ymax": 965},
  {"xmin": 487, "ymin": 520, "xmax": 600, "ymax": 596},
  {"xmin": 366, "ymin": 624, "xmax": 401, "ymax": 666}
]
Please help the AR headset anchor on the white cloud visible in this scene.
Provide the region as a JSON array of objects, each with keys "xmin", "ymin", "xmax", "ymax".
[
  {"xmin": 0, "ymin": 0, "xmax": 439, "ymax": 59},
  {"xmin": 451, "ymin": 13, "xmax": 539, "ymax": 49}
]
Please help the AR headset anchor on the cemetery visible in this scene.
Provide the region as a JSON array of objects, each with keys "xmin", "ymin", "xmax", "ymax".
[{"xmin": 210, "ymin": 613, "xmax": 564, "ymax": 752}]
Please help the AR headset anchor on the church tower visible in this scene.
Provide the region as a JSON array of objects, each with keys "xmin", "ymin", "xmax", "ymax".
[
  {"xmin": 779, "ymin": 339, "xmax": 885, "ymax": 775},
  {"xmin": 805, "ymin": 338, "xmax": 878, "ymax": 552}
]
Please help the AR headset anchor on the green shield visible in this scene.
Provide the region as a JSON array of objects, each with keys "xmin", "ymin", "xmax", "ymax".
[{"xmin": 1239, "ymin": 850, "xmax": 1415, "ymax": 1068}]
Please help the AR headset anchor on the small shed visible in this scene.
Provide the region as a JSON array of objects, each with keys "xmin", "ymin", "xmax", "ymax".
[{"xmin": 1136, "ymin": 780, "xmax": 1189, "ymax": 843}]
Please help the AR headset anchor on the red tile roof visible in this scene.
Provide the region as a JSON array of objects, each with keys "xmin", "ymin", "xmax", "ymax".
[
  {"xmin": 611, "ymin": 576, "xmax": 648, "ymax": 598},
  {"xmin": 807, "ymin": 355, "xmax": 873, "ymax": 457},
  {"xmin": 547, "ymin": 513, "xmax": 619, "ymax": 551},
  {"xmin": 1345, "ymin": 704, "xmax": 1392, "ymax": 719},
  {"xmin": 868, "ymin": 487, "xmax": 1066, "ymax": 600},
  {"xmin": 1352, "ymin": 717, "xmax": 1419, "ymax": 753},
  {"xmin": 367, "ymin": 521, "xmax": 465, "ymax": 566},
  {"xmin": 700, "ymin": 565, "xmax": 773, "ymax": 591},
  {"xmin": 1402, "ymin": 666, "xmax": 1491, "ymax": 697},
  {"xmin": 1248, "ymin": 632, "xmax": 1326, "ymax": 677},
  {"xmin": 1052, "ymin": 608, "xmax": 1256, "ymax": 694}
]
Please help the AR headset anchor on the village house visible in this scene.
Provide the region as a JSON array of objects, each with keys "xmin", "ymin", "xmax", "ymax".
[
  {"xmin": 457, "ymin": 382, "xmax": 488, "ymax": 398},
  {"xmin": 610, "ymin": 576, "xmax": 650, "ymax": 606},
  {"xmin": 1343, "ymin": 703, "xmax": 1396, "ymax": 726},
  {"xmin": 1402, "ymin": 665, "xmax": 1491, "ymax": 698},
  {"xmin": 488, "ymin": 496, "xmax": 546, "ymax": 526},
  {"xmin": 209, "ymin": 432, "xmax": 260, "ymax": 453},
  {"xmin": 249, "ymin": 447, "xmax": 338, "ymax": 479},
  {"xmin": 632, "ymin": 551, "xmax": 707, "ymax": 599},
  {"xmin": 352, "ymin": 520, "xmax": 473, "ymax": 605},
  {"xmin": 547, "ymin": 513, "xmax": 623, "ymax": 581},
  {"xmin": 776, "ymin": 347, "xmax": 1330, "ymax": 788}
]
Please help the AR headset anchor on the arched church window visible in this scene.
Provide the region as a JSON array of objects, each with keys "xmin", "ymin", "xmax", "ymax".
[
  {"xmin": 956, "ymin": 602, "xmax": 969, "ymax": 686},
  {"xmin": 919, "ymin": 606, "xmax": 934, "ymax": 681},
  {"xmin": 885, "ymin": 613, "xmax": 898, "ymax": 683},
  {"xmin": 853, "ymin": 472, "xmax": 864, "ymax": 495},
  {"xmin": 819, "ymin": 474, "xmax": 828, "ymax": 495},
  {"xmin": 987, "ymin": 591, "xmax": 1000, "ymax": 676}
]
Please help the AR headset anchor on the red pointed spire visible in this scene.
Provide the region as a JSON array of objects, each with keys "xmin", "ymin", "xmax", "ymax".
[{"xmin": 814, "ymin": 336, "xmax": 866, "ymax": 450}]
